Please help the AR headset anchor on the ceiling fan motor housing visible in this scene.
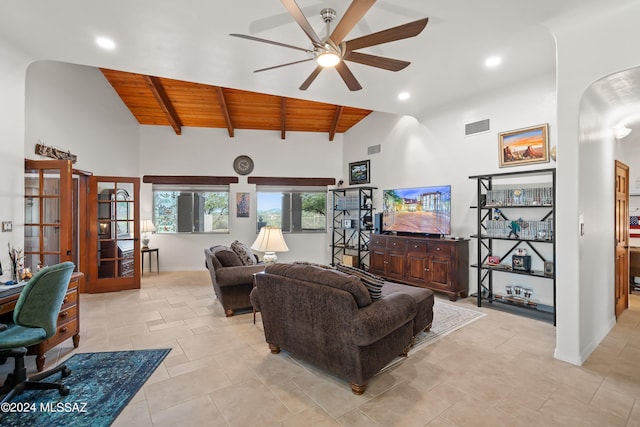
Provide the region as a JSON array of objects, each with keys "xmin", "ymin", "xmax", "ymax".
[{"xmin": 321, "ymin": 8, "xmax": 336, "ymax": 24}]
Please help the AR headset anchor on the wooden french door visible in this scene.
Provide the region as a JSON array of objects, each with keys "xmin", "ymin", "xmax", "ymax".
[
  {"xmin": 615, "ymin": 160, "xmax": 630, "ymax": 318},
  {"xmin": 87, "ymin": 177, "xmax": 141, "ymax": 293},
  {"xmin": 24, "ymin": 160, "xmax": 74, "ymax": 272}
]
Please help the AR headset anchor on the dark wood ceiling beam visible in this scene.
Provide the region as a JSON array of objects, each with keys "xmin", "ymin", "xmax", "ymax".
[
  {"xmin": 215, "ymin": 87, "xmax": 234, "ymax": 138},
  {"xmin": 143, "ymin": 175, "xmax": 239, "ymax": 185},
  {"xmin": 248, "ymin": 177, "xmax": 336, "ymax": 186},
  {"xmin": 329, "ymin": 106, "xmax": 344, "ymax": 141},
  {"xmin": 281, "ymin": 97, "xmax": 287, "ymax": 140},
  {"xmin": 143, "ymin": 75, "xmax": 183, "ymax": 135}
]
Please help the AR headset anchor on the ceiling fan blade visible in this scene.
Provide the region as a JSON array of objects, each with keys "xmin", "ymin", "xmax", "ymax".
[
  {"xmin": 335, "ymin": 62, "xmax": 363, "ymax": 91},
  {"xmin": 254, "ymin": 58, "xmax": 314, "ymax": 73},
  {"xmin": 344, "ymin": 51, "xmax": 410, "ymax": 71},
  {"xmin": 329, "ymin": 0, "xmax": 376, "ymax": 44},
  {"xmin": 281, "ymin": 0, "xmax": 322, "ymax": 46},
  {"xmin": 345, "ymin": 18, "xmax": 428, "ymax": 51},
  {"xmin": 230, "ymin": 33, "xmax": 313, "ymax": 53},
  {"xmin": 299, "ymin": 66, "xmax": 323, "ymax": 90}
]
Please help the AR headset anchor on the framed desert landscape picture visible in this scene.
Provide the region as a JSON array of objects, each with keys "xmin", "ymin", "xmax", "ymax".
[
  {"xmin": 498, "ymin": 124, "xmax": 549, "ymax": 167},
  {"xmin": 349, "ymin": 160, "xmax": 370, "ymax": 185}
]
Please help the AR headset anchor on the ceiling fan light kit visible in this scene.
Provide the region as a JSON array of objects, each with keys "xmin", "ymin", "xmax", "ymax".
[
  {"xmin": 230, "ymin": 0, "xmax": 428, "ymax": 91},
  {"xmin": 317, "ymin": 51, "xmax": 341, "ymax": 67}
]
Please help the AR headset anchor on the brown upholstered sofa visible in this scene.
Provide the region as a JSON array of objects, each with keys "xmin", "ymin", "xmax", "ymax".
[
  {"xmin": 204, "ymin": 244, "xmax": 265, "ymax": 317},
  {"xmin": 250, "ymin": 263, "xmax": 434, "ymax": 395}
]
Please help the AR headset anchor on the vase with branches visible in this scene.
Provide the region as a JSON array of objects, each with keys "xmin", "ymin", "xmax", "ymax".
[{"xmin": 8, "ymin": 243, "xmax": 23, "ymax": 283}]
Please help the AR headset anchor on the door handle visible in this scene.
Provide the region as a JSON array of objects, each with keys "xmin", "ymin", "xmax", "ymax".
[{"xmin": 134, "ymin": 237, "xmax": 139, "ymax": 241}]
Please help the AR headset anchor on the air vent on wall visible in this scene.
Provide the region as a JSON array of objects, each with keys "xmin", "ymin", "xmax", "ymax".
[
  {"xmin": 465, "ymin": 119, "xmax": 490, "ymax": 136},
  {"xmin": 368, "ymin": 144, "xmax": 381, "ymax": 155}
]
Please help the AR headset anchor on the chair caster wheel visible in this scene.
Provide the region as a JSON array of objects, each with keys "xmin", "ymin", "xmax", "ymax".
[
  {"xmin": 61, "ymin": 367, "xmax": 71, "ymax": 378},
  {"xmin": 59, "ymin": 385, "xmax": 70, "ymax": 396}
]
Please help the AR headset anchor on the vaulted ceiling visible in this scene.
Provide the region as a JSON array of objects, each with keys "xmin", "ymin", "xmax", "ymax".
[
  {"xmin": 0, "ymin": 1, "xmax": 628, "ymax": 119},
  {"xmin": 100, "ymin": 69, "xmax": 372, "ymax": 140}
]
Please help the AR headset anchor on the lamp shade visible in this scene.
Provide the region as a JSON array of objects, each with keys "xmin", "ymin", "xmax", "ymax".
[
  {"xmin": 251, "ymin": 227, "xmax": 289, "ymax": 253},
  {"xmin": 141, "ymin": 219, "xmax": 156, "ymax": 233}
]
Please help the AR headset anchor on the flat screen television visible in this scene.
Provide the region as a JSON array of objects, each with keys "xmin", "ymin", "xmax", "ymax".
[{"xmin": 382, "ymin": 185, "xmax": 452, "ymax": 236}]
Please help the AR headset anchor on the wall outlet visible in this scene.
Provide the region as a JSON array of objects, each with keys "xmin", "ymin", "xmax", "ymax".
[{"xmin": 1, "ymin": 221, "xmax": 11, "ymax": 232}]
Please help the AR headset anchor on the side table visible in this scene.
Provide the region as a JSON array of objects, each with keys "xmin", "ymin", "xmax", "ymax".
[{"xmin": 141, "ymin": 247, "xmax": 159, "ymax": 276}]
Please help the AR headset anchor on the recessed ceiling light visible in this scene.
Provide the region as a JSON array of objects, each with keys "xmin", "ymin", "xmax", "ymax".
[
  {"xmin": 96, "ymin": 37, "xmax": 116, "ymax": 50},
  {"xmin": 484, "ymin": 56, "xmax": 502, "ymax": 68},
  {"xmin": 398, "ymin": 92, "xmax": 410, "ymax": 101}
]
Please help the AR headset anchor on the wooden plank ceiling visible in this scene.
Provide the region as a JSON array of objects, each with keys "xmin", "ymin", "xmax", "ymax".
[{"xmin": 100, "ymin": 69, "xmax": 373, "ymax": 141}]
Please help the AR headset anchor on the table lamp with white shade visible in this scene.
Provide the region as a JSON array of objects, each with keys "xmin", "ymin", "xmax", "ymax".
[
  {"xmin": 251, "ymin": 226, "xmax": 289, "ymax": 265},
  {"xmin": 140, "ymin": 219, "xmax": 156, "ymax": 249}
]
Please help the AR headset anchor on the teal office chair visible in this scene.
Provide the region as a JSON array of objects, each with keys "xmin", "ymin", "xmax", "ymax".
[{"xmin": 0, "ymin": 262, "xmax": 75, "ymax": 403}]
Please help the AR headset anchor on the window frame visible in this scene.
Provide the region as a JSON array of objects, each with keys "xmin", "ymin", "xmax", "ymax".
[
  {"xmin": 256, "ymin": 186, "xmax": 328, "ymax": 234},
  {"xmin": 152, "ymin": 184, "xmax": 230, "ymax": 234}
]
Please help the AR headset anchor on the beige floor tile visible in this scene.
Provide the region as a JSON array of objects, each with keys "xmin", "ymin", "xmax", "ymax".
[
  {"xmin": 5, "ymin": 271, "xmax": 640, "ymax": 427},
  {"xmin": 150, "ymin": 395, "xmax": 228, "ymax": 427},
  {"xmin": 590, "ymin": 385, "xmax": 635, "ymax": 420},
  {"xmin": 279, "ymin": 405, "xmax": 342, "ymax": 426},
  {"xmin": 112, "ymin": 399, "xmax": 153, "ymax": 427},
  {"xmin": 209, "ymin": 376, "xmax": 293, "ymax": 426},
  {"xmin": 144, "ymin": 365, "xmax": 233, "ymax": 413},
  {"xmin": 540, "ymin": 392, "xmax": 627, "ymax": 426}
]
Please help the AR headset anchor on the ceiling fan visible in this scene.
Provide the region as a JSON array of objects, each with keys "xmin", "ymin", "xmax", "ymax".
[{"xmin": 230, "ymin": 0, "xmax": 428, "ymax": 91}]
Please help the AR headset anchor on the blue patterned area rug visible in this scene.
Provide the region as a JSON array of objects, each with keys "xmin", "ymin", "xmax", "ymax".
[{"xmin": 0, "ymin": 349, "xmax": 170, "ymax": 427}]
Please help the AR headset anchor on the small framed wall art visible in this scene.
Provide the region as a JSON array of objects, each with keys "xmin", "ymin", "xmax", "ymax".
[
  {"xmin": 498, "ymin": 124, "xmax": 549, "ymax": 168},
  {"xmin": 236, "ymin": 192, "xmax": 250, "ymax": 218},
  {"xmin": 349, "ymin": 160, "xmax": 370, "ymax": 185}
]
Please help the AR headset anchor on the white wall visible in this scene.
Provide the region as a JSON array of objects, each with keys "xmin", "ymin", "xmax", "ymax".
[
  {"xmin": 576, "ymin": 90, "xmax": 617, "ymax": 356},
  {"xmin": 0, "ymin": 38, "xmax": 32, "ymax": 279},
  {"xmin": 139, "ymin": 126, "xmax": 343, "ymax": 270},
  {"xmin": 550, "ymin": 1, "xmax": 640, "ymax": 364},
  {"xmin": 344, "ymin": 74, "xmax": 557, "ymax": 300},
  {"xmin": 24, "ymin": 61, "xmax": 140, "ymax": 175}
]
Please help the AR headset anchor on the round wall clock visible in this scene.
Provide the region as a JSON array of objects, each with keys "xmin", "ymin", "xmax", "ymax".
[{"xmin": 233, "ymin": 155, "xmax": 254, "ymax": 175}]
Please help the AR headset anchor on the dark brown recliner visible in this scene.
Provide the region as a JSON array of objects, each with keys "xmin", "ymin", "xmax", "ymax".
[
  {"xmin": 250, "ymin": 263, "xmax": 421, "ymax": 395},
  {"xmin": 204, "ymin": 245, "xmax": 264, "ymax": 317}
]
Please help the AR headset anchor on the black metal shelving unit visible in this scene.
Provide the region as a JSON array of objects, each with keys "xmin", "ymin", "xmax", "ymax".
[
  {"xmin": 329, "ymin": 186, "xmax": 376, "ymax": 269},
  {"xmin": 469, "ymin": 168, "xmax": 556, "ymax": 325}
]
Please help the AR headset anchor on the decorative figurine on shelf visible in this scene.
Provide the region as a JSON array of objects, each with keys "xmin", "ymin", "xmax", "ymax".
[
  {"xmin": 508, "ymin": 218, "xmax": 528, "ymax": 239},
  {"xmin": 508, "ymin": 220, "xmax": 520, "ymax": 239},
  {"xmin": 493, "ymin": 209, "xmax": 502, "ymax": 220}
]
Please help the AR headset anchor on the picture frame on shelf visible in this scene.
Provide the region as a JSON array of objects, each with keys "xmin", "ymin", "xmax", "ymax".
[
  {"xmin": 498, "ymin": 124, "xmax": 549, "ymax": 167},
  {"xmin": 349, "ymin": 160, "xmax": 370, "ymax": 185}
]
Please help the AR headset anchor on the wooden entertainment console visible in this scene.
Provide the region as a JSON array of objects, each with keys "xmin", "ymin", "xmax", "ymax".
[{"xmin": 369, "ymin": 234, "xmax": 469, "ymax": 301}]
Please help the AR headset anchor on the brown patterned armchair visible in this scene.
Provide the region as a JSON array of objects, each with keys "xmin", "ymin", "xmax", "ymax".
[{"xmin": 204, "ymin": 245, "xmax": 264, "ymax": 317}]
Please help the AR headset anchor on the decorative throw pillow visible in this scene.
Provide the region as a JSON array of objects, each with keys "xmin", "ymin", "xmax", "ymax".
[
  {"xmin": 336, "ymin": 263, "xmax": 384, "ymax": 301},
  {"xmin": 231, "ymin": 240, "xmax": 257, "ymax": 265},
  {"xmin": 212, "ymin": 246, "xmax": 243, "ymax": 267}
]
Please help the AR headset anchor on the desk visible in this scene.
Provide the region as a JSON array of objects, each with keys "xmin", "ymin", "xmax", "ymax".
[
  {"xmin": 141, "ymin": 247, "xmax": 159, "ymax": 276},
  {"xmin": 0, "ymin": 272, "xmax": 82, "ymax": 371}
]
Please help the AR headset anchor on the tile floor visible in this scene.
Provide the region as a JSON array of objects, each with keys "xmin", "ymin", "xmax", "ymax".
[{"xmin": 4, "ymin": 271, "xmax": 640, "ymax": 426}]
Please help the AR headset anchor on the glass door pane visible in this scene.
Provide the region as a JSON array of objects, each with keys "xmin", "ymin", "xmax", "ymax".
[
  {"xmin": 24, "ymin": 160, "xmax": 73, "ymax": 275},
  {"xmin": 90, "ymin": 177, "xmax": 140, "ymax": 292}
]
